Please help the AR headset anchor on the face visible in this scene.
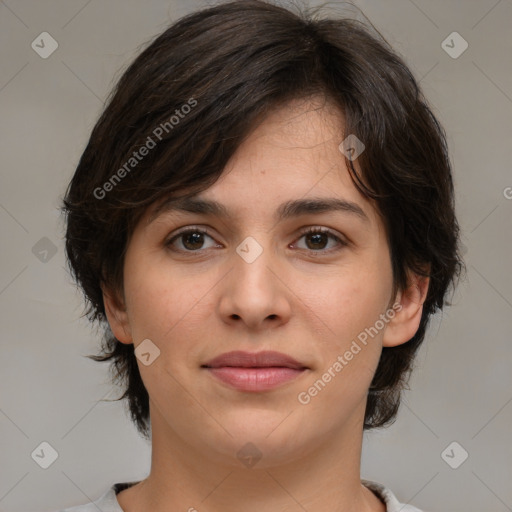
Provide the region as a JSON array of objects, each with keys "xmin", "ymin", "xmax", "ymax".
[{"xmin": 104, "ymin": 96, "xmax": 425, "ymax": 469}]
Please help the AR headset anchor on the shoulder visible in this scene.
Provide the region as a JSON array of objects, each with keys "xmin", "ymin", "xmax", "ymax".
[
  {"xmin": 56, "ymin": 482, "xmax": 137, "ymax": 512},
  {"xmin": 362, "ymin": 479, "xmax": 425, "ymax": 512}
]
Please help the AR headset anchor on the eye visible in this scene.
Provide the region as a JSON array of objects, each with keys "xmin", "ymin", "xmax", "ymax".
[
  {"xmin": 165, "ymin": 227, "xmax": 220, "ymax": 252},
  {"xmin": 292, "ymin": 227, "xmax": 347, "ymax": 253},
  {"xmin": 165, "ymin": 226, "xmax": 347, "ymax": 254}
]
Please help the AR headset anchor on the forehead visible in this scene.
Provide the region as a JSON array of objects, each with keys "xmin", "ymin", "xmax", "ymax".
[
  {"xmin": 144, "ymin": 96, "xmax": 381, "ymax": 230},
  {"xmin": 248, "ymin": 95, "xmax": 345, "ymax": 150}
]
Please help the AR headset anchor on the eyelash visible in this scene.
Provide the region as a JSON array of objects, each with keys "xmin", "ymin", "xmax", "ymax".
[{"xmin": 165, "ymin": 226, "xmax": 347, "ymax": 255}]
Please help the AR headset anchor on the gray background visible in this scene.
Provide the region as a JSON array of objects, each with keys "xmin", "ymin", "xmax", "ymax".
[{"xmin": 0, "ymin": 1, "xmax": 511, "ymax": 511}]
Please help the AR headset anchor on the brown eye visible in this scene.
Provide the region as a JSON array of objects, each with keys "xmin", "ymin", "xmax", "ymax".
[
  {"xmin": 166, "ymin": 228, "xmax": 218, "ymax": 252},
  {"xmin": 181, "ymin": 231, "xmax": 206, "ymax": 250},
  {"xmin": 293, "ymin": 227, "xmax": 347, "ymax": 253},
  {"xmin": 304, "ymin": 231, "xmax": 329, "ymax": 250}
]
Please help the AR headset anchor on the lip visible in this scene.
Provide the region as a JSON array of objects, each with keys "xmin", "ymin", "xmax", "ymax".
[{"xmin": 202, "ymin": 350, "xmax": 308, "ymax": 392}]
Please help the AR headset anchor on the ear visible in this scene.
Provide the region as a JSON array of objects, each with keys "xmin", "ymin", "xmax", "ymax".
[
  {"xmin": 382, "ymin": 270, "xmax": 430, "ymax": 348},
  {"xmin": 102, "ymin": 284, "xmax": 133, "ymax": 345}
]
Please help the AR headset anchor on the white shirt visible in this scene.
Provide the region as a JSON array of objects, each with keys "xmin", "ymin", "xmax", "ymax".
[{"xmin": 58, "ymin": 480, "xmax": 424, "ymax": 511}]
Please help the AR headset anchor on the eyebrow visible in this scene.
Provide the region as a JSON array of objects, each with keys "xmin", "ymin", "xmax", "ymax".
[{"xmin": 149, "ymin": 195, "xmax": 370, "ymax": 225}]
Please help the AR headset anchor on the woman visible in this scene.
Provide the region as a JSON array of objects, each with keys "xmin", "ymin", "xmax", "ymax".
[{"xmin": 60, "ymin": 1, "xmax": 464, "ymax": 510}]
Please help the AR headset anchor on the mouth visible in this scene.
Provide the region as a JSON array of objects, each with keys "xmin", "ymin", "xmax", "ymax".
[{"xmin": 201, "ymin": 351, "xmax": 309, "ymax": 392}]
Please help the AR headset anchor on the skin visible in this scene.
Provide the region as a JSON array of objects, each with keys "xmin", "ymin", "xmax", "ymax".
[{"xmin": 104, "ymin": 96, "xmax": 429, "ymax": 512}]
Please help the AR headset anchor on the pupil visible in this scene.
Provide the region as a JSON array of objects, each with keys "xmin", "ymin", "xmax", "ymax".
[
  {"xmin": 307, "ymin": 233, "xmax": 326, "ymax": 250},
  {"xmin": 184, "ymin": 232, "xmax": 203, "ymax": 250}
]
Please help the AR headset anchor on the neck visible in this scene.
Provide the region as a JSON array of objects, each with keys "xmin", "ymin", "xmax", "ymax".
[{"xmin": 117, "ymin": 403, "xmax": 385, "ymax": 512}]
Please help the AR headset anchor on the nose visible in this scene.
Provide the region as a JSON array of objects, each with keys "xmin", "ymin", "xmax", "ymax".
[{"xmin": 217, "ymin": 238, "xmax": 292, "ymax": 331}]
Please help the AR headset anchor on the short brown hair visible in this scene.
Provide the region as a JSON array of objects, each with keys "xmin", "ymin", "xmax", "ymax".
[{"xmin": 62, "ymin": 0, "xmax": 465, "ymax": 439}]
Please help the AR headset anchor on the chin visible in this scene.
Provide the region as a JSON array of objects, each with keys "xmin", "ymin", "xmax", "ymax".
[{"xmin": 199, "ymin": 410, "xmax": 314, "ymax": 468}]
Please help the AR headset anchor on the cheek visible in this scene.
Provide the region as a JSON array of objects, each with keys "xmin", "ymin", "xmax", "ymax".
[
  {"xmin": 300, "ymin": 259, "xmax": 392, "ymax": 402},
  {"xmin": 311, "ymin": 267, "xmax": 391, "ymax": 343},
  {"xmin": 122, "ymin": 250, "xmax": 218, "ymax": 355},
  {"xmin": 122, "ymin": 247, "xmax": 178, "ymax": 341},
  {"xmin": 298, "ymin": 279, "xmax": 387, "ymax": 416},
  {"xmin": 122, "ymin": 264, "xmax": 206, "ymax": 400}
]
